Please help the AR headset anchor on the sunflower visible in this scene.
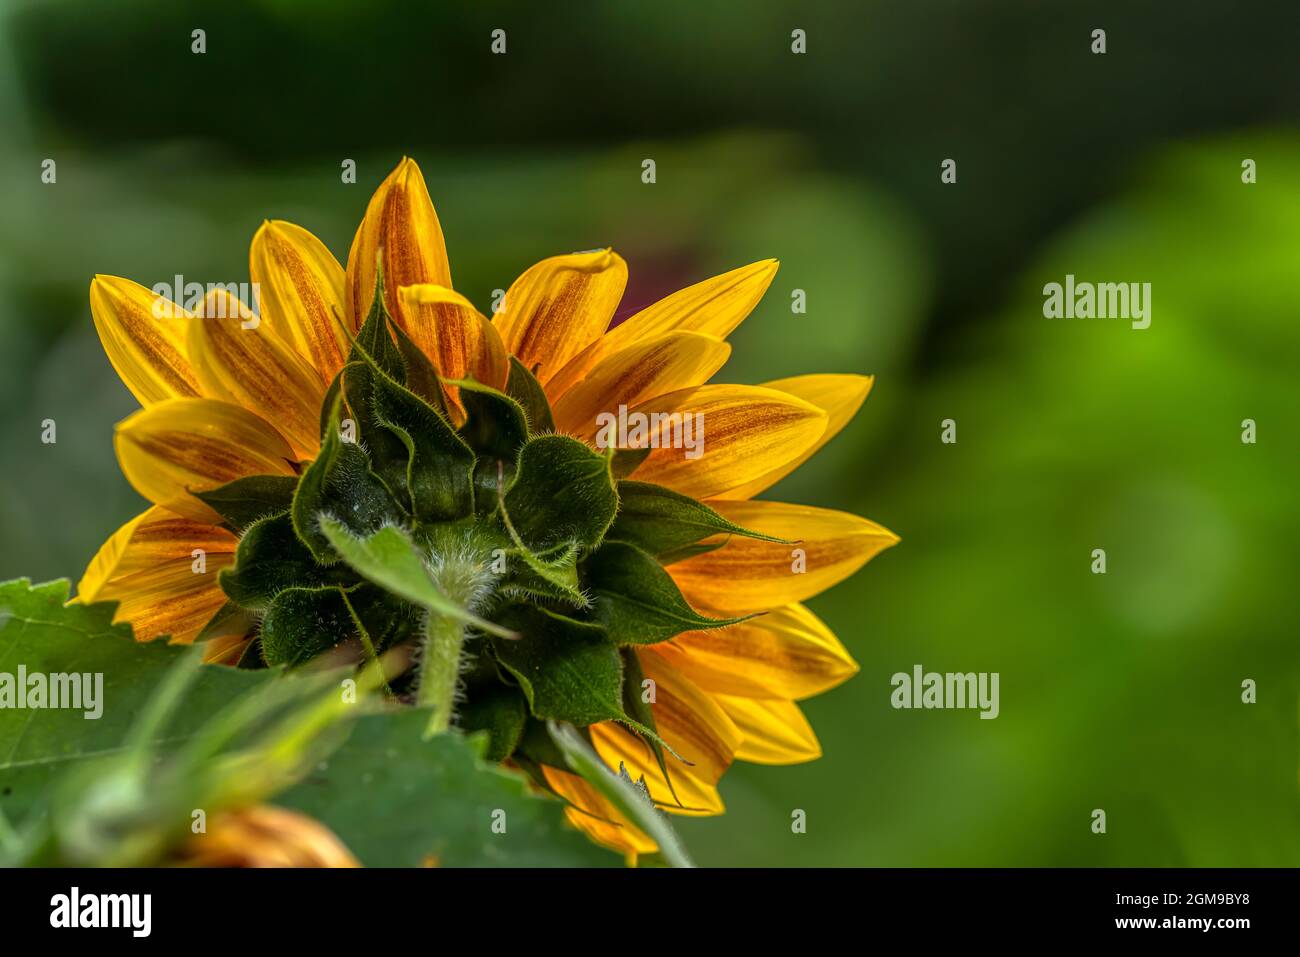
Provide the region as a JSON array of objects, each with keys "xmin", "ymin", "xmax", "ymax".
[{"xmin": 77, "ymin": 157, "xmax": 898, "ymax": 862}]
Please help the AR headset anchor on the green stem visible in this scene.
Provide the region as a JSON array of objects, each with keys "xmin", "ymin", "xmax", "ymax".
[{"xmin": 420, "ymin": 613, "xmax": 466, "ymax": 738}]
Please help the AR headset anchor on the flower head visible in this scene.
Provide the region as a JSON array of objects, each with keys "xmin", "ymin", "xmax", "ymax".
[{"xmin": 80, "ymin": 157, "xmax": 898, "ymax": 861}]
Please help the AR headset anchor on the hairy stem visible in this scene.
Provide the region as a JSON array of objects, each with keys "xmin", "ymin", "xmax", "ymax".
[{"xmin": 420, "ymin": 613, "xmax": 466, "ymax": 738}]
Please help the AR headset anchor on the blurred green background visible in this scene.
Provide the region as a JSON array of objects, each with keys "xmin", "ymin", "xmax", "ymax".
[{"xmin": 1, "ymin": 0, "xmax": 1296, "ymax": 865}]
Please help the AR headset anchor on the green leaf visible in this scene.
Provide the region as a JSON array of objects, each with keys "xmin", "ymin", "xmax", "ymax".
[
  {"xmin": 277, "ymin": 710, "xmax": 617, "ymax": 866},
  {"xmin": 505, "ymin": 355, "xmax": 555, "ymax": 434},
  {"xmin": 339, "ymin": 270, "xmax": 415, "ymax": 476},
  {"xmin": 236, "ymin": 638, "xmax": 265, "ymax": 669},
  {"xmin": 318, "ymin": 519, "xmax": 515, "ymax": 639},
  {"xmin": 193, "ymin": 474, "xmax": 300, "ymax": 533},
  {"xmin": 344, "ymin": 585, "xmax": 425, "ymax": 657},
  {"xmin": 500, "ymin": 540, "xmax": 588, "ymax": 609},
  {"xmin": 319, "ymin": 368, "xmax": 343, "ymax": 439},
  {"xmin": 515, "ymin": 716, "xmax": 568, "ymax": 768},
  {"xmin": 344, "ymin": 308, "xmax": 475, "ymax": 523},
  {"xmin": 450, "ymin": 377, "xmax": 530, "ymax": 509},
  {"xmin": 453, "ymin": 377, "xmax": 530, "ymax": 459},
  {"xmin": 608, "ymin": 480, "xmax": 788, "ymax": 558},
  {"xmin": 292, "ymin": 394, "xmax": 403, "ymax": 562},
  {"xmin": 586, "ymin": 541, "xmax": 754, "ymax": 644},
  {"xmin": 388, "ymin": 313, "xmax": 450, "ymax": 415},
  {"xmin": 258, "ymin": 585, "xmax": 355, "ymax": 666},
  {"xmin": 652, "ymin": 538, "xmax": 729, "ymax": 566},
  {"xmin": 491, "ymin": 605, "xmax": 626, "ymax": 727},
  {"xmin": 342, "ymin": 360, "xmax": 421, "ymax": 499},
  {"xmin": 609, "ymin": 446, "xmax": 652, "ymax": 480},
  {"xmin": 353, "ymin": 264, "xmax": 405, "ymax": 382},
  {"xmin": 258, "ymin": 582, "xmax": 422, "ymax": 668},
  {"xmin": 504, "ymin": 434, "xmax": 619, "ymax": 553},
  {"xmin": 457, "ymin": 682, "xmax": 527, "ymax": 762},
  {"xmin": 0, "ymin": 579, "xmax": 277, "ymax": 823},
  {"xmin": 219, "ymin": 513, "xmax": 349, "ymax": 610},
  {"xmin": 370, "ymin": 367, "xmax": 476, "ymax": 524}
]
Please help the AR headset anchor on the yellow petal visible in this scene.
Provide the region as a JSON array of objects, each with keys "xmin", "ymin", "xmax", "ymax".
[
  {"xmin": 249, "ymin": 219, "xmax": 350, "ymax": 382},
  {"xmin": 93, "ymin": 552, "xmax": 234, "ymax": 644},
  {"xmin": 398, "ymin": 284, "xmax": 509, "ymax": 391},
  {"xmin": 114, "ymin": 398, "xmax": 296, "ymax": 521},
  {"xmin": 670, "ymin": 500, "xmax": 899, "ymax": 614},
  {"xmin": 621, "ymin": 650, "xmax": 741, "ymax": 791},
  {"xmin": 550, "ymin": 331, "xmax": 731, "ymax": 437},
  {"xmin": 646, "ymin": 603, "xmax": 858, "ymax": 700},
  {"xmin": 492, "ymin": 249, "xmax": 628, "ymax": 386},
  {"xmin": 715, "ymin": 695, "xmax": 822, "ymax": 765},
  {"xmin": 546, "ymin": 259, "xmax": 777, "ymax": 401},
  {"xmin": 724, "ymin": 374, "xmax": 874, "ymax": 499},
  {"xmin": 345, "ymin": 157, "xmax": 452, "ymax": 333},
  {"xmin": 189, "ymin": 289, "xmax": 325, "ymax": 460},
  {"xmin": 540, "ymin": 765, "xmax": 658, "ymax": 862},
  {"xmin": 202, "ymin": 634, "xmax": 254, "ymax": 665},
  {"xmin": 90, "ymin": 275, "xmax": 201, "ymax": 405},
  {"xmin": 590, "ymin": 722, "xmax": 726, "ymax": 816},
  {"xmin": 78, "ymin": 505, "xmax": 237, "ymax": 602},
  {"xmin": 625, "ymin": 385, "xmax": 828, "ymax": 500},
  {"xmin": 637, "ymin": 648, "xmax": 743, "ymax": 789}
]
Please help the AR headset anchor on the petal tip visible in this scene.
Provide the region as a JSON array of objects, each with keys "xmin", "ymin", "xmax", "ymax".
[{"xmin": 393, "ymin": 155, "xmax": 426, "ymax": 185}]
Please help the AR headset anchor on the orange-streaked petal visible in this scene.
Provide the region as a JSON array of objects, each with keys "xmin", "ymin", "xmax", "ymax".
[
  {"xmin": 716, "ymin": 695, "xmax": 822, "ymax": 765},
  {"xmin": 725, "ymin": 374, "xmax": 874, "ymax": 499},
  {"xmin": 647, "ymin": 603, "xmax": 858, "ymax": 700},
  {"xmin": 636, "ymin": 651, "xmax": 739, "ymax": 786},
  {"xmin": 93, "ymin": 552, "xmax": 234, "ymax": 644},
  {"xmin": 546, "ymin": 259, "xmax": 777, "ymax": 401},
  {"xmin": 551, "ymin": 331, "xmax": 731, "ymax": 437},
  {"xmin": 541, "ymin": 765, "xmax": 658, "ymax": 863},
  {"xmin": 625, "ymin": 385, "xmax": 828, "ymax": 500},
  {"xmin": 249, "ymin": 219, "xmax": 350, "ymax": 381},
  {"xmin": 670, "ymin": 500, "xmax": 899, "ymax": 614},
  {"xmin": 345, "ymin": 157, "xmax": 451, "ymax": 332},
  {"xmin": 493, "ymin": 249, "xmax": 628, "ymax": 386},
  {"xmin": 630, "ymin": 650, "xmax": 741, "ymax": 791},
  {"xmin": 590, "ymin": 722, "xmax": 726, "ymax": 817},
  {"xmin": 114, "ymin": 398, "xmax": 296, "ymax": 521},
  {"xmin": 398, "ymin": 284, "xmax": 509, "ymax": 391},
  {"xmin": 190, "ymin": 289, "xmax": 325, "ymax": 460},
  {"xmin": 78, "ymin": 505, "xmax": 238, "ymax": 602},
  {"xmin": 89, "ymin": 275, "xmax": 201, "ymax": 405}
]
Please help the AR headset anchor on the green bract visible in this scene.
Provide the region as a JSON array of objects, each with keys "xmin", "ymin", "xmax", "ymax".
[{"xmin": 198, "ymin": 276, "xmax": 778, "ymax": 764}]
